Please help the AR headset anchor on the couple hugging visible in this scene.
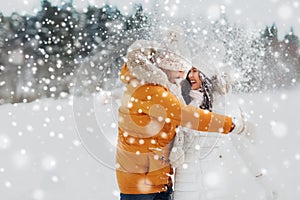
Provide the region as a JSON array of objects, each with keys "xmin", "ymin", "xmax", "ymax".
[{"xmin": 115, "ymin": 32, "xmax": 266, "ymax": 200}]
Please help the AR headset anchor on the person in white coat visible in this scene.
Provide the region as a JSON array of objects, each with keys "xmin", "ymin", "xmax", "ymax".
[
  {"xmin": 169, "ymin": 66, "xmax": 277, "ymax": 200},
  {"xmin": 169, "ymin": 66, "xmax": 234, "ymax": 200}
]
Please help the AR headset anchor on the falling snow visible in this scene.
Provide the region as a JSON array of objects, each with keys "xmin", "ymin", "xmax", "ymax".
[{"xmin": 0, "ymin": 0, "xmax": 300, "ymax": 199}]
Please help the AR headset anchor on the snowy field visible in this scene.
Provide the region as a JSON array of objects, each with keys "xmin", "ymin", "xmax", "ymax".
[{"xmin": 1, "ymin": 85, "xmax": 300, "ymax": 200}]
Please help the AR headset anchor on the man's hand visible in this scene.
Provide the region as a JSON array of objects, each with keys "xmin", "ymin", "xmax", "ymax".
[{"xmin": 230, "ymin": 107, "xmax": 255, "ymax": 142}]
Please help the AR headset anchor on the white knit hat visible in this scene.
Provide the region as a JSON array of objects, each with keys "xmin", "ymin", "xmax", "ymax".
[
  {"xmin": 126, "ymin": 39, "xmax": 158, "ymax": 65},
  {"xmin": 156, "ymin": 50, "xmax": 192, "ymax": 72},
  {"xmin": 126, "ymin": 27, "xmax": 192, "ymax": 73},
  {"xmin": 157, "ymin": 27, "xmax": 192, "ymax": 72},
  {"xmin": 127, "ymin": 39, "xmax": 161, "ymax": 53}
]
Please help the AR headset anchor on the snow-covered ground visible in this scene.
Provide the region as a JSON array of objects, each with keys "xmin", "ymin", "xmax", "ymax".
[{"xmin": 1, "ymin": 85, "xmax": 300, "ymax": 200}]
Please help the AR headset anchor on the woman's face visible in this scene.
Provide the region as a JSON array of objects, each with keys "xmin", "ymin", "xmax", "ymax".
[{"xmin": 188, "ymin": 67, "xmax": 202, "ymax": 90}]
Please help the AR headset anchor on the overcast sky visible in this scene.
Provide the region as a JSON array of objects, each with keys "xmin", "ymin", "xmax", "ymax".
[{"xmin": 1, "ymin": 0, "xmax": 300, "ymax": 38}]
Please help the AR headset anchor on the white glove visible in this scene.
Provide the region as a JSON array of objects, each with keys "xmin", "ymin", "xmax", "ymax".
[
  {"xmin": 189, "ymin": 90, "xmax": 204, "ymax": 107},
  {"xmin": 230, "ymin": 108, "xmax": 255, "ymax": 142}
]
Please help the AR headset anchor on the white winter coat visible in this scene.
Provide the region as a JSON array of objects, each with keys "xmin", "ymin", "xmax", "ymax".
[
  {"xmin": 171, "ymin": 90, "xmax": 270, "ymax": 200},
  {"xmin": 171, "ymin": 90, "xmax": 233, "ymax": 200}
]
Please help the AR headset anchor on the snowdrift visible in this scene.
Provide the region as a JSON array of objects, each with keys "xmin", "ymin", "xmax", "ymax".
[{"xmin": 0, "ymin": 85, "xmax": 300, "ymax": 200}]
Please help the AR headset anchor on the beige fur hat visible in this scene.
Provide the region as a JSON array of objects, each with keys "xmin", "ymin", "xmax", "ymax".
[{"xmin": 127, "ymin": 27, "xmax": 192, "ymax": 72}]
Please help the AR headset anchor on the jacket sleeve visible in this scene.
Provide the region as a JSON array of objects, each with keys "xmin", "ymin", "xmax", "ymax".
[
  {"xmin": 131, "ymin": 85, "xmax": 233, "ymax": 134},
  {"xmin": 180, "ymin": 104, "xmax": 233, "ymax": 134}
]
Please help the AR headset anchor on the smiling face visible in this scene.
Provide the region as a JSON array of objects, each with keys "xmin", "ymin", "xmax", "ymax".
[
  {"xmin": 161, "ymin": 68, "xmax": 186, "ymax": 84},
  {"xmin": 188, "ymin": 67, "xmax": 202, "ymax": 90}
]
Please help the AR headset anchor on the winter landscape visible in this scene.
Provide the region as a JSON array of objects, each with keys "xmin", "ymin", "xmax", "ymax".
[
  {"xmin": 1, "ymin": 84, "xmax": 300, "ymax": 200},
  {"xmin": 1, "ymin": 0, "xmax": 300, "ymax": 200}
]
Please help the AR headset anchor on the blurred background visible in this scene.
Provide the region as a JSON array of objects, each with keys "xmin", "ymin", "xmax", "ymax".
[{"xmin": 0, "ymin": 0, "xmax": 300, "ymax": 104}]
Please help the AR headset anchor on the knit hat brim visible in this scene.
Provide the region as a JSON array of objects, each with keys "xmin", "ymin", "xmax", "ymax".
[{"xmin": 127, "ymin": 39, "xmax": 192, "ymax": 73}]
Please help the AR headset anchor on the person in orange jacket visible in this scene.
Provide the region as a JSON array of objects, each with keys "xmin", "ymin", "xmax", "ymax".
[{"xmin": 116, "ymin": 40, "xmax": 240, "ymax": 200}]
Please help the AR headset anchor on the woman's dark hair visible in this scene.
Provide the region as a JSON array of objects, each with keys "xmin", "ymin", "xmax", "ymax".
[{"xmin": 181, "ymin": 70, "xmax": 213, "ymax": 111}]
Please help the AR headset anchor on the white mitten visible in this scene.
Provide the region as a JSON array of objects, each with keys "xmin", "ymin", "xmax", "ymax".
[
  {"xmin": 189, "ymin": 90, "xmax": 204, "ymax": 107},
  {"xmin": 169, "ymin": 128, "xmax": 185, "ymax": 168},
  {"xmin": 231, "ymin": 115, "xmax": 245, "ymax": 135},
  {"xmin": 230, "ymin": 108, "xmax": 256, "ymax": 142}
]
